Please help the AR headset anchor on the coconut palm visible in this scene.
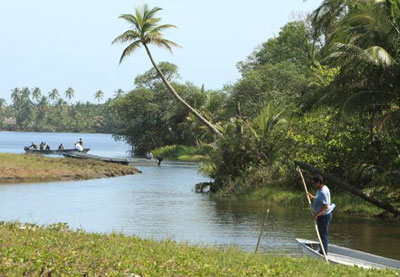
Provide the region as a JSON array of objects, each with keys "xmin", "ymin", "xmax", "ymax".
[
  {"xmin": 112, "ymin": 4, "xmax": 222, "ymax": 137},
  {"xmin": 313, "ymin": 0, "xmax": 400, "ymax": 114},
  {"xmin": 48, "ymin": 89, "xmax": 60, "ymax": 103},
  {"xmin": 32, "ymin": 87, "xmax": 42, "ymax": 102},
  {"xmin": 65, "ymin": 87, "xmax": 75, "ymax": 103},
  {"xmin": 114, "ymin": 89, "xmax": 125, "ymax": 99},
  {"xmin": 11, "ymin": 88, "xmax": 21, "ymax": 104},
  {"xmin": 94, "ymin": 90, "xmax": 104, "ymax": 103}
]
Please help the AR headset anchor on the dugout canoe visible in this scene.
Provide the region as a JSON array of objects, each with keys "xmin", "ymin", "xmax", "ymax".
[
  {"xmin": 63, "ymin": 152, "xmax": 130, "ymax": 165},
  {"xmin": 296, "ymin": 238, "xmax": 400, "ymax": 270}
]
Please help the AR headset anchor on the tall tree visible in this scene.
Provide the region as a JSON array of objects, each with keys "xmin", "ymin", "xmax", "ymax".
[
  {"xmin": 94, "ymin": 90, "xmax": 104, "ymax": 103},
  {"xmin": 113, "ymin": 89, "xmax": 125, "ymax": 99},
  {"xmin": 48, "ymin": 89, "xmax": 60, "ymax": 103},
  {"xmin": 112, "ymin": 4, "xmax": 222, "ymax": 137},
  {"xmin": 32, "ymin": 87, "xmax": 42, "ymax": 102},
  {"xmin": 312, "ymin": 0, "xmax": 400, "ymax": 128},
  {"xmin": 65, "ymin": 87, "xmax": 75, "ymax": 103}
]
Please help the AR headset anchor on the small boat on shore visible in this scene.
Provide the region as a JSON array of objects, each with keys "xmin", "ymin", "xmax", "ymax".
[
  {"xmin": 296, "ymin": 238, "xmax": 400, "ymax": 270},
  {"xmin": 63, "ymin": 152, "xmax": 130, "ymax": 165},
  {"xmin": 24, "ymin": 148, "xmax": 90, "ymax": 155}
]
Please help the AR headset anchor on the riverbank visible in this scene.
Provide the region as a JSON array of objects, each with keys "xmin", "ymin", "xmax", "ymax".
[
  {"xmin": 0, "ymin": 222, "xmax": 395, "ymax": 276},
  {"xmin": 0, "ymin": 153, "xmax": 140, "ymax": 184},
  {"xmin": 237, "ymin": 187, "xmax": 387, "ymax": 217},
  {"xmin": 152, "ymin": 145, "xmax": 206, "ymax": 162}
]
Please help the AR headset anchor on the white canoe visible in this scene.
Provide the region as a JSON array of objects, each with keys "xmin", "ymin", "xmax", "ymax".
[{"xmin": 296, "ymin": 238, "xmax": 400, "ymax": 270}]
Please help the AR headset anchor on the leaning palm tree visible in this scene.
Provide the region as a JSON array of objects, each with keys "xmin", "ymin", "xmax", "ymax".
[
  {"xmin": 112, "ymin": 4, "xmax": 222, "ymax": 137},
  {"xmin": 94, "ymin": 90, "xmax": 104, "ymax": 103}
]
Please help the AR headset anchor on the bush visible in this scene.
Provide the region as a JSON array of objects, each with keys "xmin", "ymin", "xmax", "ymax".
[{"xmin": 152, "ymin": 145, "xmax": 206, "ymax": 161}]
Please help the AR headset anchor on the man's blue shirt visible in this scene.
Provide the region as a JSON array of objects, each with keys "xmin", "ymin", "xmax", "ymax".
[{"xmin": 313, "ymin": 185, "xmax": 335, "ymax": 215}]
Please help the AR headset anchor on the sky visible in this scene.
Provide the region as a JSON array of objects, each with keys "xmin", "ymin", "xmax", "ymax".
[{"xmin": 0, "ymin": 0, "xmax": 322, "ymax": 104}]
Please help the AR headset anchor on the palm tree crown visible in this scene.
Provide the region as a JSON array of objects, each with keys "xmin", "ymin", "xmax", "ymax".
[
  {"xmin": 48, "ymin": 89, "xmax": 60, "ymax": 102},
  {"xmin": 94, "ymin": 90, "xmax": 105, "ymax": 103},
  {"xmin": 112, "ymin": 4, "xmax": 180, "ymax": 64},
  {"xmin": 65, "ymin": 87, "xmax": 75, "ymax": 102}
]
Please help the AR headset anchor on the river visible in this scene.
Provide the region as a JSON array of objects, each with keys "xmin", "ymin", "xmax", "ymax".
[{"xmin": 0, "ymin": 131, "xmax": 399, "ymax": 259}]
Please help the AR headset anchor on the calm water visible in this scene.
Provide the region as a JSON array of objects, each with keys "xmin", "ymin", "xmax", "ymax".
[{"xmin": 0, "ymin": 131, "xmax": 399, "ymax": 259}]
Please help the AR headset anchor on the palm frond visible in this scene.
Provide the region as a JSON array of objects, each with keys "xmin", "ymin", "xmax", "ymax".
[
  {"xmin": 151, "ymin": 24, "xmax": 178, "ymax": 33},
  {"xmin": 144, "ymin": 6, "xmax": 163, "ymax": 21},
  {"xmin": 119, "ymin": 14, "xmax": 140, "ymax": 30},
  {"xmin": 119, "ymin": 40, "xmax": 142, "ymax": 64},
  {"xmin": 150, "ymin": 38, "xmax": 181, "ymax": 52},
  {"xmin": 364, "ymin": 45, "xmax": 394, "ymax": 66},
  {"xmin": 112, "ymin": 30, "xmax": 140, "ymax": 45}
]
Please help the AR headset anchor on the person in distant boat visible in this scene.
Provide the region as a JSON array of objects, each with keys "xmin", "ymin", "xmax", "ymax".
[
  {"xmin": 156, "ymin": 155, "xmax": 163, "ymax": 166},
  {"xmin": 58, "ymin": 143, "xmax": 64, "ymax": 150},
  {"xmin": 78, "ymin": 138, "xmax": 83, "ymax": 147},
  {"xmin": 308, "ymin": 175, "xmax": 335, "ymax": 255},
  {"xmin": 29, "ymin": 142, "xmax": 38, "ymax": 150},
  {"xmin": 146, "ymin": 152, "xmax": 154, "ymax": 160},
  {"xmin": 45, "ymin": 144, "xmax": 51, "ymax": 150},
  {"xmin": 74, "ymin": 142, "xmax": 83, "ymax": 152},
  {"xmin": 39, "ymin": 142, "xmax": 45, "ymax": 150}
]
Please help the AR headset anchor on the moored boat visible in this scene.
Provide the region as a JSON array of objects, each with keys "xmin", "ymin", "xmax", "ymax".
[
  {"xmin": 24, "ymin": 148, "xmax": 90, "ymax": 155},
  {"xmin": 63, "ymin": 152, "xmax": 130, "ymax": 165},
  {"xmin": 296, "ymin": 238, "xmax": 400, "ymax": 270}
]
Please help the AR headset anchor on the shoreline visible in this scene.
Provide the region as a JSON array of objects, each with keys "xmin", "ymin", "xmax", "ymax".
[
  {"xmin": 0, "ymin": 153, "xmax": 140, "ymax": 184},
  {"xmin": 208, "ymin": 185, "xmax": 400, "ymax": 219}
]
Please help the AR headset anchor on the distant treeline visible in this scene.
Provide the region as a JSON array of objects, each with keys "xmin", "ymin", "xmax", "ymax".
[{"xmin": 0, "ymin": 88, "xmax": 124, "ymax": 133}]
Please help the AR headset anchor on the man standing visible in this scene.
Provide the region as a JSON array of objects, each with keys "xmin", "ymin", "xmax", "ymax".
[{"xmin": 308, "ymin": 174, "xmax": 335, "ymax": 255}]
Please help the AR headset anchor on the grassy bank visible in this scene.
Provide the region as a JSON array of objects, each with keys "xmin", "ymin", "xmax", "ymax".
[
  {"xmin": 152, "ymin": 145, "xmax": 206, "ymax": 162},
  {"xmin": 243, "ymin": 186, "xmax": 384, "ymax": 216},
  {"xmin": 0, "ymin": 153, "xmax": 140, "ymax": 184},
  {"xmin": 210, "ymin": 166, "xmax": 395, "ymax": 217},
  {"xmin": 0, "ymin": 222, "xmax": 396, "ymax": 276}
]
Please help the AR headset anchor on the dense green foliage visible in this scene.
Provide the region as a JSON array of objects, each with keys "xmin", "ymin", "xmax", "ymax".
[
  {"xmin": 0, "ymin": 222, "xmax": 395, "ymax": 276},
  {"xmin": 112, "ymin": 1, "xmax": 400, "ymax": 211},
  {"xmin": 111, "ymin": 62, "xmax": 227, "ymax": 155},
  {"xmin": 1, "ymin": 87, "xmax": 121, "ymax": 133},
  {"xmin": 152, "ymin": 145, "xmax": 206, "ymax": 161}
]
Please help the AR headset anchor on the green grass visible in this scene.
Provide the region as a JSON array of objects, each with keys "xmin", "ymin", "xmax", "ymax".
[
  {"xmin": 0, "ymin": 222, "xmax": 396, "ymax": 276},
  {"xmin": 0, "ymin": 153, "xmax": 140, "ymax": 184},
  {"xmin": 229, "ymin": 186, "xmax": 383, "ymax": 217},
  {"xmin": 152, "ymin": 145, "xmax": 206, "ymax": 162}
]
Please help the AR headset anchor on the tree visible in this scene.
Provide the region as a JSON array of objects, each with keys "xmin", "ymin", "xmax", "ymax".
[
  {"xmin": 48, "ymin": 89, "xmax": 60, "ymax": 103},
  {"xmin": 112, "ymin": 4, "xmax": 222, "ymax": 137},
  {"xmin": 32, "ymin": 87, "xmax": 42, "ymax": 102},
  {"xmin": 311, "ymin": 0, "xmax": 400, "ymax": 138},
  {"xmin": 113, "ymin": 89, "xmax": 125, "ymax": 99},
  {"xmin": 94, "ymin": 90, "xmax": 104, "ymax": 103},
  {"xmin": 65, "ymin": 87, "xmax": 75, "ymax": 102}
]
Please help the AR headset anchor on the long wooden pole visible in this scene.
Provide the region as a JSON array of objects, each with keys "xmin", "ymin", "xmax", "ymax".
[
  {"xmin": 298, "ymin": 168, "xmax": 329, "ymax": 265},
  {"xmin": 255, "ymin": 209, "xmax": 269, "ymax": 254}
]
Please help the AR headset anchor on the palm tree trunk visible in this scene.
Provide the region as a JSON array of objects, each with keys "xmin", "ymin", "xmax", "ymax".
[{"xmin": 143, "ymin": 43, "xmax": 223, "ymax": 137}]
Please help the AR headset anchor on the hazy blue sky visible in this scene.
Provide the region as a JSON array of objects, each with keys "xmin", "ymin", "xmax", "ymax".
[{"xmin": 0, "ymin": 0, "xmax": 321, "ymax": 103}]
